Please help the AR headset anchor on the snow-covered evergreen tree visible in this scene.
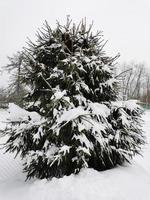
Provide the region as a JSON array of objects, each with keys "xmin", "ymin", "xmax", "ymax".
[{"xmin": 4, "ymin": 18, "xmax": 145, "ymax": 179}]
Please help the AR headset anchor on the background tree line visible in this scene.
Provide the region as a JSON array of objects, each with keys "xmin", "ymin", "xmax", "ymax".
[
  {"xmin": 117, "ymin": 62, "xmax": 150, "ymax": 104},
  {"xmin": 0, "ymin": 52, "xmax": 26, "ymax": 106}
]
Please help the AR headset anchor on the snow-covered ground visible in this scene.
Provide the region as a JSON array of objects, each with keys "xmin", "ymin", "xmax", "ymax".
[{"xmin": 0, "ymin": 106, "xmax": 150, "ymax": 200}]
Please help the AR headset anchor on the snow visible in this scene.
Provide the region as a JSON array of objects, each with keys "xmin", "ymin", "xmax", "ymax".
[
  {"xmin": 112, "ymin": 99, "xmax": 141, "ymax": 111},
  {"xmin": 51, "ymin": 89, "xmax": 67, "ymax": 101},
  {"xmin": 0, "ymin": 105, "xmax": 150, "ymax": 200},
  {"xmin": 55, "ymin": 106, "xmax": 88, "ymax": 125},
  {"xmin": 49, "ymin": 43, "xmax": 61, "ymax": 49},
  {"xmin": 7, "ymin": 103, "xmax": 41, "ymax": 122},
  {"xmin": 51, "ymin": 103, "xmax": 110, "ymax": 132}
]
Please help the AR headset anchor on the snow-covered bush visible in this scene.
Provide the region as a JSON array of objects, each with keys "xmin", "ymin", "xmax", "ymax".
[{"xmin": 4, "ymin": 18, "xmax": 145, "ymax": 179}]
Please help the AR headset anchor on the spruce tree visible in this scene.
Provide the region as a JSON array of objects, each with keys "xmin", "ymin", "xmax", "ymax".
[{"xmin": 4, "ymin": 18, "xmax": 145, "ymax": 179}]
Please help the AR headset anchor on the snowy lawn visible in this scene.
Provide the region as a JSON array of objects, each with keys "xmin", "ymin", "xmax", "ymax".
[{"xmin": 0, "ymin": 107, "xmax": 150, "ymax": 200}]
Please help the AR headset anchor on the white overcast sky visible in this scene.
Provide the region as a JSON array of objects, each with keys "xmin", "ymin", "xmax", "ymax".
[{"xmin": 0, "ymin": 0, "xmax": 150, "ymax": 86}]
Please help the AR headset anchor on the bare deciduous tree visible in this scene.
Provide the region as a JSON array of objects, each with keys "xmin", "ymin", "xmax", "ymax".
[
  {"xmin": 117, "ymin": 62, "xmax": 150, "ymax": 103},
  {"xmin": 3, "ymin": 52, "xmax": 26, "ymax": 105}
]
